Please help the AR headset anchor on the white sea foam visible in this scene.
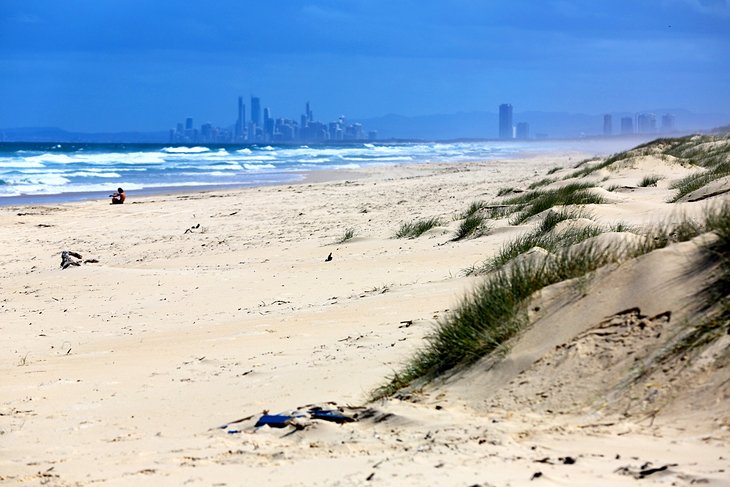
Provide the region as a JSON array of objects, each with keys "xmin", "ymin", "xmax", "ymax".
[
  {"xmin": 0, "ymin": 160, "xmax": 46, "ymax": 169},
  {"xmin": 163, "ymin": 146, "xmax": 211, "ymax": 153},
  {"xmin": 66, "ymin": 171, "xmax": 121, "ymax": 178},
  {"xmin": 243, "ymin": 163, "xmax": 276, "ymax": 170},
  {"xmin": 234, "ymin": 155, "xmax": 277, "ymax": 161}
]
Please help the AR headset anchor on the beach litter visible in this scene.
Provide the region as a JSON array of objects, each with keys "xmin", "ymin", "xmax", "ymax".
[
  {"xmin": 219, "ymin": 403, "xmax": 357, "ymax": 434},
  {"xmin": 60, "ymin": 250, "xmax": 100, "ymax": 269}
]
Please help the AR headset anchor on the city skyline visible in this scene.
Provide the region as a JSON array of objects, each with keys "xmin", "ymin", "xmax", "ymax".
[
  {"xmin": 1, "ymin": 2, "xmax": 728, "ymax": 133},
  {"xmin": 170, "ymin": 96, "xmax": 374, "ymax": 144}
]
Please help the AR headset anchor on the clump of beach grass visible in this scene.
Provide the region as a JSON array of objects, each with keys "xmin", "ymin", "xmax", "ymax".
[
  {"xmin": 501, "ymin": 182, "xmax": 605, "ymax": 225},
  {"xmin": 473, "ymin": 208, "xmax": 598, "ymax": 273},
  {"xmin": 528, "ymin": 177, "xmax": 557, "ymax": 190},
  {"xmin": 395, "ymin": 217, "xmax": 442, "ymax": 239},
  {"xmin": 372, "ymin": 203, "xmax": 730, "ymax": 400},
  {"xmin": 496, "ymin": 187, "xmax": 515, "ymax": 197},
  {"xmin": 669, "ymin": 162, "xmax": 730, "ymax": 202},
  {"xmin": 565, "ymin": 155, "xmax": 621, "ymax": 179},
  {"xmin": 459, "ymin": 200, "xmax": 485, "ymax": 220},
  {"xmin": 638, "ymin": 175, "xmax": 663, "ymax": 187},
  {"xmin": 454, "ymin": 213, "xmax": 489, "ymax": 240},
  {"xmin": 547, "ymin": 166, "xmax": 562, "ymax": 175}
]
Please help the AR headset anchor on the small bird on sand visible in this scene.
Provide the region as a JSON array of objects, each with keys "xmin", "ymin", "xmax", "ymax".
[{"xmin": 325, "ymin": 252, "xmax": 333, "ymax": 262}]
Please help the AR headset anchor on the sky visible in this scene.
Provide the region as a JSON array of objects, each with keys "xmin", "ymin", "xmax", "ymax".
[{"xmin": 1, "ymin": 0, "xmax": 729, "ymax": 132}]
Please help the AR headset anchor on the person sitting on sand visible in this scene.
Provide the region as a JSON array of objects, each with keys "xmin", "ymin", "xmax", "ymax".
[{"xmin": 110, "ymin": 187, "xmax": 126, "ymax": 205}]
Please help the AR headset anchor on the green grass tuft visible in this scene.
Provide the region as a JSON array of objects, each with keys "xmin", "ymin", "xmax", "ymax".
[
  {"xmin": 395, "ymin": 217, "xmax": 442, "ymax": 239},
  {"xmin": 503, "ymin": 183, "xmax": 604, "ymax": 225},
  {"xmin": 546, "ymin": 166, "xmax": 562, "ymax": 175},
  {"xmin": 454, "ymin": 213, "xmax": 489, "ymax": 240},
  {"xmin": 638, "ymin": 175, "xmax": 663, "ymax": 187},
  {"xmin": 528, "ymin": 177, "xmax": 557, "ymax": 190},
  {"xmin": 460, "ymin": 201, "xmax": 485, "ymax": 219},
  {"xmin": 669, "ymin": 162, "xmax": 730, "ymax": 202},
  {"xmin": 482, "ymin": 209, "xmax": 598, "ymax": 272}
]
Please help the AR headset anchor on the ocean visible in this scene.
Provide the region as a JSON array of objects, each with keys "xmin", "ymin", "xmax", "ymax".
[{"xmin": 0, "ymin": 139, "xmax": 631, "ymax": 205}]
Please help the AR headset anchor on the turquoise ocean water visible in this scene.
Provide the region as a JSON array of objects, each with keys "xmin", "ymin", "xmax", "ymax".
[{"xmin": 0, "ymin": 140, "xmax": 631, "ymax": 205}]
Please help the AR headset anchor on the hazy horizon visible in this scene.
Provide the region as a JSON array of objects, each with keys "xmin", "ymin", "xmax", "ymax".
[{"xmin": 1, "ymin": 1, "xmax": 729, "ymax": 133}]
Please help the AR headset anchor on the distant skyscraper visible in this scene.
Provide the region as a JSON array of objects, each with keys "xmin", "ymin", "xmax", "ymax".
[
  {"xmin": 236, "ymin": 96, "xmax": 246, "ymax": 138},
  {"xmin": 637, "ymin": 113, "xmax": 657, "ymax": 134},
  {"xmin": 251, "ymin": 96, "xmax": 261, "ymax": 126},
  {"xmin": 499, "ymin": 104, "xmax": 513, "ymax": 139},
  {"xmin": 305, "ymin": 101, "xmax": 313, "ymax": 123},
  {"xmin": 661, "ymin": 113, "xmax": 676, "ymax": 133},
  {"xmin": 516, "ymin": 122, "xmax": 530, "ymax": 139},
  {"xmin": 603, "ymin": 114, "xmax": 612, "ymax": 136},
  {"xmin": 185, "ymin": 117, "xmax": 193, "ymax": 131},
  {"xmin": 620, "ymin": 117, "xmax": 633, "ymax": 135}
]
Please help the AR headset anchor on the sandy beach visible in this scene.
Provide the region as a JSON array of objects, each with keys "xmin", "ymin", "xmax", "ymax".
[{"xmin": 2, "ymin": 138, "xmax": 729, "ymax": 486}]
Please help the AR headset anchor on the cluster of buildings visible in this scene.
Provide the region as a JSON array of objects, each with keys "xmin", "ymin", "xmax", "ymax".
[
  {"xmin": 170, "ymin": 97, "xmax": 376, "ymax": 144},
  {"xmin": 602, "ymin": 113, "xmax": 676, "ymax": 136},
  {"xmin": 499, "ymin": 103, "xmax": 678, "ymax": 140},
  {"xmin": 498, "ymin": 104, "xmax": 537, "ymax": 140}
]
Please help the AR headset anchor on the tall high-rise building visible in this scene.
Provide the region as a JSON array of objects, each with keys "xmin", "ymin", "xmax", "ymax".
[
  {"xmin": 516, "ymin": 122, "xmax": 530, "ymax": 140},
  {"xmin": 661, "ymin": 113, "xmax": 676, "ymax": 133},
  {"xmin": 251, "ymin": 96, "xmax": 261, "ymax": 126},
  {"xmin": 263, "ymin": 107, "xmax": 274, "ymax": 138},
  {"xmin": 603, "ymin": 114, "xmax": 612, "ymax": 136},
  {"xmin": 499, "ymin": 104, "xmax": 513, "ymax": 139},
  {"xmin": 621, "ymin": 117, "xmax": 633, "ymax": 135},
  {"xmin": 637, "ymin": 113, "xmax": 657, "ymax": 134},
  {"xmin": 235, "ymin": 96, "xmax": 246, "ymax": 138},
  {"xmin": 185, "ymin": 117, "xmax": 193, "ymax": 131},
  {"xmin": 305, "ymin": 101, "xmax": 313, "ymax": 123}
]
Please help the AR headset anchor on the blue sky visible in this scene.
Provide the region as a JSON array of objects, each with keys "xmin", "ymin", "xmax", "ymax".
[{"xmin": 1, "ymin": 0, "xmax": 728, "ymax": 132}]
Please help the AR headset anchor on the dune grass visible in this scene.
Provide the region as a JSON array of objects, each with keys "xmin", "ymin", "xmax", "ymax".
[
  {"xmin": 476, "ymin": 208, "xmax": 599, "ymax": 273},
  {"xmin": 395, "ymin": 217, "xmax": 442, "ymax": 239},
  {"xmin": 497, "ymin": 187, "xmax": 515, "ymax": 197},
  {"xmin": 638, "ymin": 175, "xmax": 663, "ymax": 187},
  {"xmin": 528, "ymin": 177, "xmax": 557, "ymax": 190},
  {"xmin": 565, "ymin": 155, "xmax": 621, "ymax": 179},
  {"xmin": 669, "ymin": 161, "xmax": 730, "ymax": 202},
  {"xmin": 459, "ymin": 200, "xmax": 485, "ymax": 219},
  {"xmin": 501, "ymin": 182, "xmax": 605, "ymax": 225},
  {"xmin": 547, "ymin": 166, "xmax": 562, "ymax": 175},
  {"xmin": 454, "ymin": 213, "xmax": 489, "ymax": 240},
  {"xmin": 372, "ymin": 203, "xmax": 730, "ymax": 400}
]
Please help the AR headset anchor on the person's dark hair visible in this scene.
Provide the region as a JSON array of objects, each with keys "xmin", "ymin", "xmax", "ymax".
[{"xmin": 117, "ymin": 187, "xmax": 124, "ymax": 193}]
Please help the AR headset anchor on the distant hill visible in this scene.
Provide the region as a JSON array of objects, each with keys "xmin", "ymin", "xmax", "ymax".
[{"xmin": 0, "ymin": 127, "xmax": 170, "ymax": 143}]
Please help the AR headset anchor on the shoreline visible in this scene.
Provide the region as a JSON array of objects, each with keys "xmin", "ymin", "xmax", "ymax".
[{"xmin": 0, "ymin": 136, "xmax": 655, "ymax": 208}]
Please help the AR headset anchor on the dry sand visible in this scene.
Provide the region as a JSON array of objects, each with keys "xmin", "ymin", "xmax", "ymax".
[{"xmin": 1, "ymin": 146, "xmax": 729, "ymax": 486}]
